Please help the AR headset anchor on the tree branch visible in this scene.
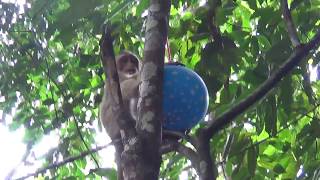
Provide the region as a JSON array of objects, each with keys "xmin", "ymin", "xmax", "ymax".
[
  {"xmin": 281, "ymin": 0, "xmax": 301, "ymax": 47},
  {"xmin": 203, "ymin": 30, "xmax": 320, "ymax": 138},
  {"xmin": 5, "ymin": 142, "xmax": 33, "ymax": 180},
  {"xmin": 160, "ymin": 140, "xmax": 200, "ymax": 173},
  {"xmin": 207, "ymin": 5, "xmax": 222, "ymax": 44},
  {"xmin": 15, "ymin": 144, "xmax": 111, "ymax": 180},
  {"xmin": 281, "ymin": 0, "xmax": 317, "ymax": 105},
  {"xmin": 163, "ymin": 130, "xmax": 197, "ymax": 147}
]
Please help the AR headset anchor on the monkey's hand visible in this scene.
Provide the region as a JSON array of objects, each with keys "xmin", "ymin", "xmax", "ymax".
[{"xmin": 99, "ymin": 25, "xmax": 114, "ymax": 59}]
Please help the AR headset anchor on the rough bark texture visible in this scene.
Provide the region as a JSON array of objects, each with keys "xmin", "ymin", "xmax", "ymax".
[{"xmin": 196, "ymin": 131, "xmax": 217, "ymax": 180}]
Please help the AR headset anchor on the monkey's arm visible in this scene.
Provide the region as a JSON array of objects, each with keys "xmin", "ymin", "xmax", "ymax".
[
  {"xmin": 99, "ymin": 27, "xmax": 126, "ymax": 110},
  {"xmin": 100, "ymin": 27, "xmax": 137, "ymax": 139},
  {"xmin": 100, "ymin": 86, "xmax": 121, "ymax": 139}
]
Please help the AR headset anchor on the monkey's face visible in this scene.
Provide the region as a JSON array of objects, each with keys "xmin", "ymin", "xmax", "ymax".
[{"xmin": 117, "ymin": 53, "xmax": 139, "ymax": 79}]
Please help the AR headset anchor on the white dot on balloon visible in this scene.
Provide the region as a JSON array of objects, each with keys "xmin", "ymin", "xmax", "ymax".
[
  {"xmin": 190, "ymin": 89, "xmax": 195, "ymax": 95},
  {"xmin": 172, "ymin": 71, "xmax": 178, "ymax": 75},
  {"xmin": 166, "ymin": 81, "xmax": 173, "ymax": 86}
]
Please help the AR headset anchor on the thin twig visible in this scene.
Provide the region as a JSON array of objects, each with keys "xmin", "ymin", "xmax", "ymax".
[
  {"xmin": 15, "ymin": 144, "xmax": 111, "ymax": 180},
  {"xmin": 163, "ymin": 130, "xmax": 197, "ymax": 147},
  {"xmin": 5, "ymin": 143, "xmax": 33, "ymax": 180},
  {"xmin": 281, "ymin": 0, "xmax": 301, "ymax": 47},
  {"xmin": 232, "ymin": 102, "xmax": 320, "ymax": 157},
  {"xmin": 207, "ymin": 7, "xmax": 222, "ymax": 44},
  {"xmin": 160, "ymin": 139, "xmax": 200, "ymax": 173}
]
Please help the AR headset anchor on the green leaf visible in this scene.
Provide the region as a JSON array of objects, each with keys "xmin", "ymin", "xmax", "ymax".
[
  {"xmin": 29, "ymin": 0, "xmax": 49, "ymax": 17},
  {"xmin": 311, "ymin": 118, "xmax": 320, "ymax": 138},
  {"xmin": 247, "ymin": 146, "xmax": 257, "ymax": 176},
  {"xmin": 245, "ymin": 0, "xmax": 257, "ymax": 9},
  {"xmin": 264, "ymin": 96, "xmax": 277, "ymax": 136},
  {"xmin": 136, "ymin": 0, "xmax": 149, "ymax": 16},
  {"xmin": 93, "ymin": 168, "xmax": 117, "ymax": 179},
  {"xmin": 279, "ymin": 76, "xmax": 293, "ymax": 115},
  {"xmin": 79, "ymin": 54, "xmax": 99, "ymax": 68},
  {"xmin": 67, "ymin": 68, "xmax": 92, "ymax": 90},
  {"xmin": 182, "ymin": 11, "xmax": 193, "ymax": 21},
  {"xmin": 62, "ymin": 176, "xmax": 77, "ymax": 180},
  {"xmin": 291, "ymin": 0, "xmax": 305, "ymax": 10},
  {"xmin": 232, "ymin": 166, "xmax": 250, "ymax": 179},
  {"xmin": 273, "ymin": 164, "xmax": 285, "ymax": 174},
  {"xmin": 251, "ymin": 36, "xmax": 259, "ymax": 56},
  {"xmin": 185, "ymin": 47, "xmax": 196, "ymax": 58},
  {"xmin": 266, "ymin": 38, "xmax": 292, "ymax": 64},
  {"xmin": 257, "ymin": 35, "xmax": 271, "ymax": 51},
  {"xmin": 43, "ymin": 98, "xmax": 55, "ymax": 106},
  {"xmin": 229, "ymin": 134, "xmax": 250, "ymax": 156},
  {"xmin": 54, "ymin": 0, "xmax": 100, "ymax": 29},
  {"xmin": 56, "ymin": 24, "xmax": 77, "ymax": 46},
  {"xmin": 106, "ymin": 0, "xmax": 135, "ymax": 20}
]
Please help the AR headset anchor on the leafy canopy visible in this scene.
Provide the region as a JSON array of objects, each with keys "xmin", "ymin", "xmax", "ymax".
[{"xmin": 0, "ymin": 0, "xmax": 320, "ymax": 179}]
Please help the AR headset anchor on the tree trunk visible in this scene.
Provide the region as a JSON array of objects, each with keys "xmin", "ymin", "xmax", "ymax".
[{"xmin": 121, "ymin": 0, "xmax": 171, "ymax": 179}]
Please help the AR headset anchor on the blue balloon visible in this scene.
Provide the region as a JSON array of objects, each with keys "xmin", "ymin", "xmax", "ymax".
[{"xmin": 163, "ymin": 64, "xmax": 209, "ymax": 131}]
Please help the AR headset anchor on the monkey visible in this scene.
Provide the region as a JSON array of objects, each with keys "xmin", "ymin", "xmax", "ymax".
[
  {"xmin": 99, "ymin": 51, "xmax": 140, "ymax": 180},
  {"xmin": 99, "ymin": 51, "xmax": 140, "ymax": 140}
]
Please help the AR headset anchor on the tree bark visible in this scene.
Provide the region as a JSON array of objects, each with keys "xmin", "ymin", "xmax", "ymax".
[
  {"xmin": 196, "ymin": 131, "xmax": 217, "ymax": 180},
  {"xmin": 121, "ymin": 0, "xmax": 171, "ymax": 179}
]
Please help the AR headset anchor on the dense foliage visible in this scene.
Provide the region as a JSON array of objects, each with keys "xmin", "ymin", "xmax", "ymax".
[{"xmin": 1, "ymin": 0, "xmax": 320, "ymax": 179}]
